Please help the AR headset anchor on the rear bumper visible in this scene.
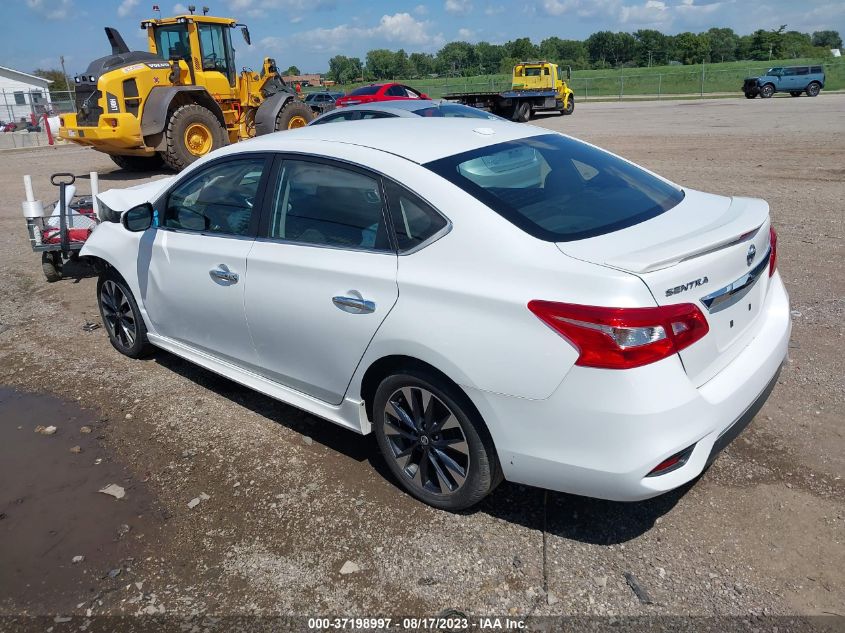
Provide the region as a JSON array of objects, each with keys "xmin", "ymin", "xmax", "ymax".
[
  {"xmin": 466, "ymin": 273, "xmax": 791, "ymax": 501},
  {"xmin": 59, "ymin": 112, "xmax": 150, "ymax": 153}
]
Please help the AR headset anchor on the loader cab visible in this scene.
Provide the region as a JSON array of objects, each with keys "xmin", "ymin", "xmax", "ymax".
[{"xmin": 146, "ymin": 16, "xmax": 238, "ymax": 91}]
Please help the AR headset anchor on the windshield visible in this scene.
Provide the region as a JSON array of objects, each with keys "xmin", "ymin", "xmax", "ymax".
[
  {"xmin": 412, "ymin": 104, "xmax": 499, "ymax": 119},
  {"xmin": 767, "ymin": 67, "xmax": 783, "ymax": 75},
  {"xmin": 425, "ymin": 134, "xmax": 684, "ymax": 242},
  {"xmin": 349, "ymin": 86, "xmax": 381, "ymax": 96}
]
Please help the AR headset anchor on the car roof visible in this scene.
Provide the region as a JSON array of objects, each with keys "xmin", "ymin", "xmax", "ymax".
[
  {"xmin": 216, "ymin": 117, "xmax": 548, "ymax": 165},
  {"xmin": 309, "ymin": 100, "xmax": 503, "ymax": 124}
]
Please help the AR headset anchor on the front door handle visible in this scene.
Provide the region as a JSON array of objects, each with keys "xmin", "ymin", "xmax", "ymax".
[
  {"xmin": 332, "ymin": 296, "xmax": 375, "ymax": 314},
  {"xmin": 210, "ymin": 267, "xmax": 239, "ymax": 283}
]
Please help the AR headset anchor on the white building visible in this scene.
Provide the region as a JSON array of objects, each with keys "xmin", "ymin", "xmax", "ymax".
[{"xmin": 0, "ymin": 65, "xmax": 53, "ymax": 124}]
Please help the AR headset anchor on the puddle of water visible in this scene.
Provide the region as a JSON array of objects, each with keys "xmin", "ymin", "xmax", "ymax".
[{"xmin": 0, "ymin": 388, "xmax": 162, "ymax": 614}]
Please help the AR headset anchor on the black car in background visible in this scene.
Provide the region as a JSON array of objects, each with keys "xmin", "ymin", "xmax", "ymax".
[{"xmin": 303, "ymin": 92, "xmax": 345, "ymax": 114}]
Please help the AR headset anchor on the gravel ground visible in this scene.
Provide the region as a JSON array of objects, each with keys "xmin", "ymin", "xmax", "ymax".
[{"xmin": 0, "ymin": 95, "xmax": 842, "ymax": 627}]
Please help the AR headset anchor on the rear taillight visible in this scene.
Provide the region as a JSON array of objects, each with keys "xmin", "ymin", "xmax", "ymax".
[
  {"xmin": 768, "ymin": 225, "xmax": 778, "ymax": 277},
  {"xmin": 527, "ymin": 301, "xmax": 709, "ymax": 370}
]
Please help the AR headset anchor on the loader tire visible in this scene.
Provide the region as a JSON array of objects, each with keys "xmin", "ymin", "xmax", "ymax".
[
  {"xmin": 274, "ymin": 100, "xmax": 314, "ymax": 131},
  {"xmin": 110, "ymin": 154, "xmax": 164, "ymax": 172},
  {"xmin": 162, "ymin": 104, "xmax": 226, "ymax": 171}
]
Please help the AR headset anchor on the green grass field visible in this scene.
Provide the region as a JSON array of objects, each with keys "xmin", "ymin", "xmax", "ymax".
[{"xmin": 312, "ymin": 57, "xmax": 844, "ymax": 100}]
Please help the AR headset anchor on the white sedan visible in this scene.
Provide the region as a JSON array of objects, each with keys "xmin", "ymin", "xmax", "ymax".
[{"xmin": 83, "ymin": 118, "xmax": 790, "ymax": 510}]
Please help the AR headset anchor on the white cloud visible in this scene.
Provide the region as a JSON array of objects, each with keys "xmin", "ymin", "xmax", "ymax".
[
  {"xmin": 172, "ymin": 3, "xmax": 188, "ymax": 13},
  {"xmin": 265, "ymin": 12, "xmax": 445, "ymax": 54},
  {"xmin": 25, "ymin": 0, "xmax": 72, "ymax": 20},
  {"xmin": 414, "ymin": 4, "xmax": 429, "ymax": 15},
  {"xmin": 484, "ymin": 4, "xmax": 505, "ymax": 15},
  {"xmin": 458, "ymin": 27, "xmax": 476, "ymax": 41},
  {"xmin": 117, "ymin": 0, "xmax": 139, "ymax": 17},
  {"xmin": 445, "ymin": 0, "xmax": 473, "ymax": 16}
]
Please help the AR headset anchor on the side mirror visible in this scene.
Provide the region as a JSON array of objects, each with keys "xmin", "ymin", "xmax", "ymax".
[
  {"xmin": 122, "ymin": 203, "xmax": 154, "ymax": 232},
  {"xmin": 566, "ymin": 66, "xmax": 572, "ymax": 80},
  {"xmin": 241, "ymin": 26, "xmax": 251, "ymax": 46}
]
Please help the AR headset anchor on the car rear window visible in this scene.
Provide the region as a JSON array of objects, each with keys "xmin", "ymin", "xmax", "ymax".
[
  {"xmin": 425, "ymin": 133, "xmax": 685, "ymax": 242},
  {"xmin": 412, "ymin": 104, "xmax": 496, "ymax": 119},
  {"xmin": 349, "ymin": 86, "xmax": 381, "ymax": 96}
]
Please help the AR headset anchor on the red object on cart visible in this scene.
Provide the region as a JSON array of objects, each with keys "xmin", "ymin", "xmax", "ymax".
[{"xmin": 42, "ymin": 227, "xmax": 93, "ymax": 243}]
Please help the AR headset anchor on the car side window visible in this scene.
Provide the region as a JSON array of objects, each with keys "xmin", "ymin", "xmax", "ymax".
[
  {"xmin": 312, "ymin": 111, "xmax": 357, "ymax": 125},
  {"xmin": 164, "ymin": 158, "xmax": 265, "ymax": 236},
  {"xmin": 359, "ymin": 111, "xmax": 396, "ymax": 120},
  {"xmin": 782, "ymin": 67, "xmax": 797, "ymax": 76},
  {"xmin": 268, "ymin": 160, "xmax": 392, "ymax": 251},
  {"xmin": 796, "ymin": 67, "xmax": 809, "ymax": 75},
  {"xmin": 385, "ymin": 181, "xmax": 448, "ymax": 252},
  {"xmin": 386, "ymin": 85, "xmax": 406, "ymax": 96}
]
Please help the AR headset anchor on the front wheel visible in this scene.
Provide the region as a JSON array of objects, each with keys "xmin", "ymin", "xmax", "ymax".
[
  {"xmin": 274, "ymin": 100, "xmax": 315, "ymax": 131},
  {"xmin": 759, "ymin": 84, "xmax": 775, "ymax": 99},
  {"xmin": 562, "ymin": 95, "xmax": 575, "ymax": 115},
  {"xmin": 373, "ymin": 372, "xmax": 500, "ymax": 510},
  {"xmin": 744, "ymin": 92, "xmax": 756, "ymax": 99},
  {"xmin": 97, "ymin": 270, "xmax": 152, "ymax": 358},
  {"xmin": 806, "ymin": 82, "xmax": 821, "ymax": 97}
]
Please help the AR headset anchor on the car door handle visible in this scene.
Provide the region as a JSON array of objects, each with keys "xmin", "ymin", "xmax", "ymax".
[
  {"xmin": 210, "ymin": 268, "xmax": 239, "ymax": 283},
  {"xmin": 332, "ymin": 296, "xmax": 375, "ymax": 314}
]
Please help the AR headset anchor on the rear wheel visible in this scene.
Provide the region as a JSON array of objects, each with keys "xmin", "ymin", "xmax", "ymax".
[
  {"xmin": 162, "ymin": 104, "xmax": 227, "ymax": 171},
  {"xmin": 806, "ymin": 82, "xmax": 821, "ymax": 97},
  {"xmin": 274, "ymin": 100, "xmax": 314, "ymax": 131},
  {"xmin": 373, "ymin": 371, "xmax": 500, "ymax": 511},
  {"xmin": 97, "ymin": 269, "xmax": 152, "ymax": 358},
  {"xmin": 759, "ymin": 83, "xmax": 775, "ymax": 99},
  {"xmin": 562, "ymin": 95, "xmax": 575, "ymax": 115},
  {"xmin": 513, "ymin": 101, "xmax": 531, "ymax": 123},
  {"xmin": 789, "ymin": 91, "xmax": 802, "ymax": 97},
  {"xmin": 41, "ymin": 252, "xmax": 62, "ymax": 282},
  {"xmin": 109, "ymin": 154, "xmax": 164, "ymax": 172}
]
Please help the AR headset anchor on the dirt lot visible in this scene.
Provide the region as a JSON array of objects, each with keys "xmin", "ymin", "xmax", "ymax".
[{"xmin": 0, "ymin": 95, "xmax": 843, "ymax": 628}]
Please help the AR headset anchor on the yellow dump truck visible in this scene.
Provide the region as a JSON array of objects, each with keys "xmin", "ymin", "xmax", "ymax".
[
  {"xmin": 59, "ymin": 7, "xmax": 314, "ymax": 171},
  {"xmin": 445, "ymin": 61, "xmax": 574, "ymax": 122}
]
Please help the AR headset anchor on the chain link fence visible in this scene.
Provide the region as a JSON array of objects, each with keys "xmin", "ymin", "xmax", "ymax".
[{"xmin": 325, "ymin": 61, "xmax": 844, "ymax": 102}]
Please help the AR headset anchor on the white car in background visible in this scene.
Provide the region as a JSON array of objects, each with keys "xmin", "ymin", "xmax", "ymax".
[{"xmin": 83, "ymin": 118, "xmax": 790, "ymax": 510}]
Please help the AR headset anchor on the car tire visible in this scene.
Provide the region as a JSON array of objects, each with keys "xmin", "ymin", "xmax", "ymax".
[
  {"xmin": 744, "ymin": 92, "xmax": 756, "ymax": 99},
  {"xmin": 759, "ymin": 84, "xmax": 775, "ymax": 99},
  {"xmin": 162, "ymin": 104, "xmax": 227, "ymax": 171},
  {"xmin": 789, "ymin": 91, "xmax": 802, "ymax": 97},
  {"xmin": 806, "ymin": 82, "xmax": 821, "ymax": 97},
  {"xmin": 563, "ymin": 95, "xmax": 575, "ymax": 115},
  {"xmin": 42, "ymin": 251, "xmax": 62, "ymax": 282},
  {"xmin": 110, "ymin": 154, "xmax": 164, "ymax": 172},
  {"xmin": 97, "ymin": 269, "xmax": 152, "ymax": 359},
  {"xmin": 373, "ymin": 371, "xmax": 501, "ymax": 511},
  {"xmin": 274, "ymin": 100, "xmax": 315, "ymax": 130}
]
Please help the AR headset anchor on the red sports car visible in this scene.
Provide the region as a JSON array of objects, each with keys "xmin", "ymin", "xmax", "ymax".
[{"xmin": 335, "ymin": 83, "xmax": 429, "ymax": 108}]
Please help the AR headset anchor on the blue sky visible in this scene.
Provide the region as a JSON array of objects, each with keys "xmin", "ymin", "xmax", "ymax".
[{"xmin": 5, "ymin": 0, "xmax": 844, "ymax": 76}]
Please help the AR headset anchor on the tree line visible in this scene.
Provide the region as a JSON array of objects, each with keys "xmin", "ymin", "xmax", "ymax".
[{"xmin": 326, "ymin": 27, "xmax": 843, "ymax": 83}]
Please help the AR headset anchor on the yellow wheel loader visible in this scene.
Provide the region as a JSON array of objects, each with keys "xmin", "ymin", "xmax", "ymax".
[{"xmin": 59, "ymin": 7, "xmax": 314, "ymax": 171}]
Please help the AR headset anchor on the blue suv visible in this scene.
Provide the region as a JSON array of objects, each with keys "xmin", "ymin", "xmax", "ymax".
[{"xmin": 743, "ymin": 65, "xmax": 825, "ymax": 99}]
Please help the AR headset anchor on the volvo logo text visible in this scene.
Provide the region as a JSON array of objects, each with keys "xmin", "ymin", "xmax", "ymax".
[{"xmin": 746, "ymin": 244, "xmax": 756, "ymax": 267}]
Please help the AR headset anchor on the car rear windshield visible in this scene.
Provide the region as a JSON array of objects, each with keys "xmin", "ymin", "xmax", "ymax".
[
  {"xmin": 349, "ymin": 86, "xmax": 381, "ymax": 96},
  {"xmin": 425, "ymin": 133, "xmax": 684, "ymax": 242},
  {"xmin": 412, "ymin": 104, "xmax": 496, "ymax": 119}
]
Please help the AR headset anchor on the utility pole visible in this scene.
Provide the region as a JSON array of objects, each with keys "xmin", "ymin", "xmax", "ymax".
[{"xmin": 60, "ymin": 55, "xmax": 72, "ymax": 96}]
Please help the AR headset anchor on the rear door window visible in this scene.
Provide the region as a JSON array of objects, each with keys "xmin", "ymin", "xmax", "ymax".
[
  {"xmin": 384, "ymin": 181, "xmax": 448, "ymax": 252},
  {"xmin": 425, "ymin": 133, "xmax": 684, "ymax": 242},
  {"xmin": 267, "ymin": 159, "xmax": 391, "ymax": 251}
]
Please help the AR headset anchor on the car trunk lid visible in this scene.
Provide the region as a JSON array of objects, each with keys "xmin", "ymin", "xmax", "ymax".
[{"xmin": 557, "ymin": 189, "xmax": 774, "ymax": 386}]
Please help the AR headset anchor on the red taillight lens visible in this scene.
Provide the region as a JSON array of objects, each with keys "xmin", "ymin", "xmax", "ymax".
[
  {"xmin": 527, "ymin": 301, "xmax": 710, "ymax": 369},
  {"xmin": 768, "ymin": 225, "xmax": 778, "ymax": 277}
]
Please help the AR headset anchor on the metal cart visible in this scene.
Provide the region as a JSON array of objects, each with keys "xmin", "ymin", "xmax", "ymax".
[{"xmin": 24, "ymin": 173, "xmax": 99, "ymax": 282}]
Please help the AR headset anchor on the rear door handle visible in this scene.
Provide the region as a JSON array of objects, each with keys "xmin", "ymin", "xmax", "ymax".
[
  {"xmin": 332, "ymin": 296, "xmax": 375, "ymax": 314},
  {"xmin": 210, "ymin": 267, "xmax": 239, "ymax": 283}
]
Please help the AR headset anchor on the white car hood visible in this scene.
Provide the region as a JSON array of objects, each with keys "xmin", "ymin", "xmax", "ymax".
[{"xmin": 97, "ymin": 176, "xmax": 176, "ymax": 214}]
